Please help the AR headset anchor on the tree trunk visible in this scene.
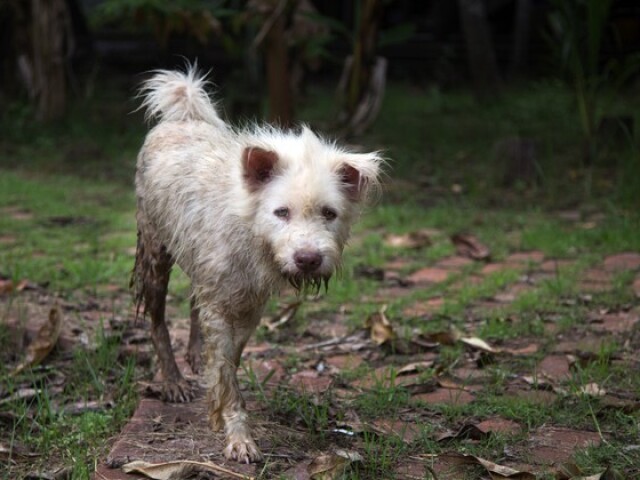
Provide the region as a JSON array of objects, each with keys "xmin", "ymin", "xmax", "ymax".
[
  {"xmin": 337, "ymin": 0, "xmax": 385, "ymax": 136},
  {"xmin": 264, "ymin": 0, "xmax": 293, "ymax": 128},
  {"xmin": 458, "ymin": 0, "xmax": 502, "ymax": 98},
  {"xmin": 509, "ymin": 0, "xmax": 532, "ymax": 77},
  {"xmin": 31, "ymin": 0, "xmax": 71, "ymax": 121}
]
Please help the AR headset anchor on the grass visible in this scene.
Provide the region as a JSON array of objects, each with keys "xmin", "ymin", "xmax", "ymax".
[
  {"xmin": 1, "ymin": 73, "xmax": 640, "ymax": 478},
  {"xmin": 0, "ymin": 319, "xmax": 138, "ymax": 479}
]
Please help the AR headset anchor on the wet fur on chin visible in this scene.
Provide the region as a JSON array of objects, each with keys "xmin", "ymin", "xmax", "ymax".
[
  {"xmin": 132, "ymin": 64, "xmax": 383, "ymax": 463},
  {"xmin": 287, "ymin": 273, "xmax": 332, "ymax": 295}
]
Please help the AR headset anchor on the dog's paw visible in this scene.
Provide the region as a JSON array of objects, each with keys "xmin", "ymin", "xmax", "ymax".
[
  {"xmin": 224, "ymin": 438, "xmax": 263, "ymax": 464},
  {"xmin": 142, "ymin": 379, "xmax": 201, "ymax": 403}
]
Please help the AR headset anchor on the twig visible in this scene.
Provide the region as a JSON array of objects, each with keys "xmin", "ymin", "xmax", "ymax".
[{"xmin": 299, "ymin": 335, "xmax": 353, "ymax": 351}]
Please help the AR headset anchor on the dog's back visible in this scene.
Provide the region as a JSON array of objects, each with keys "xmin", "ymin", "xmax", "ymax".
[{"xmin": 134, "ymin": 69, "xmax": 263, "ymax": 304}]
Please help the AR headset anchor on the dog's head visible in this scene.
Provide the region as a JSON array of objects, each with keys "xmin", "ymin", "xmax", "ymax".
[{"xmin": 242, "ymin": 127, "xmax": 382, "ymax": 292}]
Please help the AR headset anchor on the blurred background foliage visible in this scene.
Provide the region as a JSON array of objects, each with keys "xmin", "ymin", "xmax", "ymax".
[{"xmin": 0, "ymin": 0, "xmax": 639, "ymax": 207}]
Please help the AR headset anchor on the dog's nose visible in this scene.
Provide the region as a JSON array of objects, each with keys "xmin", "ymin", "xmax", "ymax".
[{"xmin": 294, "ymin": 250, "xmax": 323, "ymax": 272}]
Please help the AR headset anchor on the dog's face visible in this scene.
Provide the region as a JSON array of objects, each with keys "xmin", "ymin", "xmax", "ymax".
[{"xmin": 243, "ymin": 128, "xmax": 381, "ymax": 292}]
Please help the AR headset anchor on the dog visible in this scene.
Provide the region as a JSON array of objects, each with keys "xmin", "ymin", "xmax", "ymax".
[{"xmin": 131, "ymin": 66, "xmax": 382, "ymax": 463}]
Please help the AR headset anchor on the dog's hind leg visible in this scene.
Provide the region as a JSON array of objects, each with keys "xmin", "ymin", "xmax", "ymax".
[
  {"xmin": 185, "ymin": 294, "xmax": 203, "ymax": 374},
  {"xmin": 135, "ymin": 230, "xmax": 199, "ymax": 402},
  {"xmin": 202, "ymin": 308, "xmax": 263, "ymax": 463}
]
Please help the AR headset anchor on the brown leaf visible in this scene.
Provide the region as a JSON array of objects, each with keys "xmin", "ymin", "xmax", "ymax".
[
  {"xmin": 0, "ymin": 441, "xmax": 39, "ymax": 461},
  {"xmin": 384, "ymin": 229, "xmax": 433, "ymax": 249},
  {"xmin": 436, "ymin": 424, "xmax": 489, "ymax": 442},
  {"xmin": 579, "ymin": 382, "xmax": 606, "ymax": 397},
  {"xmin": 451, "ymin": 233, "xmax": 491, "ymax": 260},
  {"xmin": 397, "ymin": 361, "xmax": 434, "ymax": 375},
  {"xmin": 261, "ymin": 300, "xmax": 302, "ymax": 331},
  {"xmin": 364, "ymin": 306, "xmax": 395, "ymax": 345},
  {"xmin": 502, "ymin": 343, "xmax": 539, "ymax": 355},
  {"xmin": 421, "ymin": 327, "xmax": 462, "ymax": 346},
  {"xmin": 460, "ymin": 336, "xmax": 499, "ymax": 353},
  {"xmin": 0, "ymin": 278, "xmax": 29, "ymax": 295},
  {"xmin": 475, "ymin": 417, "xmax": 522, "ymax": 436},
  {"xmin": 0, "ymin": 278, "xmax": 13, "ymax": 295},
  {"xmin": 437, "ymin": 377, "xmax": 473, "ymax": 391},
  {"xmin": 290, "ymin": 370, "xmax": 333, "ymax": 394},
  {"xmin": 12, "ymin": 306, "xmax": 62, "ymax": 376},
  {"xmin": 413, "ymin": 388, "xmax": 475, "ymax": 406},
  {"xmin": 439, "ymin": 452, "xmax": 536, "ymax": 479},
  {"xmin": 122, "ymin": 460, "xmax": 252, "ymax": 480},
  {"xmin": 62, "ymin": 399, "xmax": 115, "ymax": 416},
  {"xmin": 307, "ymin": 452, "xmax": 359, "ymax": 479},
  {"xmin": 537, "ymin": 354, "xmax": 572, "ymax": 382},
  {"xmin": 419, "ymin": 329, "xmax": 498, "ymax": 354},
  {"xmin": 370, "ymin": 419, "xmax": 421, "ymax": 444},
  {"xmin": 0, "ymin": 388, "xmax": 40, "ymax": 406}
]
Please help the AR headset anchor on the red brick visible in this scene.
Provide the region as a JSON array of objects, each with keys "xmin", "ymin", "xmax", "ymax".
[{"xmin": 603, "ymin": 252, "xmax": 640, "ymax": 272}]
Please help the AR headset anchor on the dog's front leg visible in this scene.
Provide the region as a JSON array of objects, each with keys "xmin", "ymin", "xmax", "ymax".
[{"xmin": 202, "ymin": 309, "xmax": 263, "ymax": 463}]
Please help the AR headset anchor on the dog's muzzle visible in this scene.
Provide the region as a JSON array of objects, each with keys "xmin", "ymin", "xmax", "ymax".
[
  {"xmin": 286, "ymin": 249, "xmax": 331, "ymax": 293},
  {"xmin": 294, "ymin": 250, "xmax": 323, "ymax": 273}
]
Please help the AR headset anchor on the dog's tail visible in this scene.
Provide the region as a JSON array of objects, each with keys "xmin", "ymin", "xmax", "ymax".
[{"xmin": 138, "ymin": 65, "xmax": 226, "ymax": 127}]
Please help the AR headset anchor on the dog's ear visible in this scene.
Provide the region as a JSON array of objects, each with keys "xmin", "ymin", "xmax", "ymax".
[
  {"xmin": 338, "ymin": 152, "xmax": 383, "ymax": 202},
  {"xmin": 338, "ymin": 164, "xmax": 364, "ymax": 201},
  {"xmin": 243, "ymin": 147, "xmax": 278, "ymax": 191}
]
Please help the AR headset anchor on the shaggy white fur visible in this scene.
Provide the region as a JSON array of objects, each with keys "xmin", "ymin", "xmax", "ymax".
[{"xmin": 133, "ymin": 65, "xmax": 383, "ymax": 463}]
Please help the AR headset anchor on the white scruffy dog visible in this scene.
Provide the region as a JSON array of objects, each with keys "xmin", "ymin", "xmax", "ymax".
[{"xmin": 132, "ymin": 66, "xmax": 382, "ymax": 463}]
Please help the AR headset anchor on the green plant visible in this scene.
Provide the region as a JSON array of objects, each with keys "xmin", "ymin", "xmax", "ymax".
[
  {"xmin": 358, "ymin": 431, "xmax": 407, "ymax": 478},
  {"xmin": 546, "ymin": 0, "xmax": 640, "ymax": 193}
]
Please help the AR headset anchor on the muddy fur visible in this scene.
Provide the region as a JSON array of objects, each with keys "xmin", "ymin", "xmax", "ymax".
[{"xmin": 131, "ymin": 66, "xmax": 382, "ymax": 463}]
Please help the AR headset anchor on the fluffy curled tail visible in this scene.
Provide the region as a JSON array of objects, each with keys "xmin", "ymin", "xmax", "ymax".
[{"xmin": 138, "ymin": 65, "xmax": 226, "ymax": 127}]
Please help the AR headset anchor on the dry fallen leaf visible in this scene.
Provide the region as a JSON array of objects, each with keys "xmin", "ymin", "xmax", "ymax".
[
  {"xmin": 440, "ymin": 452, "xmax": 536, "ymax": 479},
  {"xmin": 0, "ymin": 278, "xmax": 29, "ymax": 295},
  {"xmin": 0, "ymin": 441, "xmax": 39, "ymax": 461},
  {"xmin": 261, "ymin": 300, "xmax": 302, "ymax": 331},
  {"xmin": 421, "ymin": 327, "xmax": 462, "ymax": 346},
  {"xmin": 12, "ymin": 306, "xmax": 62, "ymax": 376},
  {"xmin": 436, "ymin": 424, "xmax": 489, "ymax": 442},
  {"xmin": 308, "ymin": 451, "xmax": 359, "ymax": 479},
  {"xmin": 384, "ymin": 229, "xmax": 433, "ymax": 249},
  {"xmin": 579, "ymin": 382, "xmax": 606, "ymax": 397},
  {"xmin": 123, "ymin": 460, "xmax": 252, "ymax": 480},
  {"xmin": 370, "ymin": 419, "xmax": 421, "ymax": 444},
  {"xmin": 62, "ymin": 399, "xmax": 115, "ymax": 416},
  {"xmin": 451, "ymin": 233, "xmax": 491, "ymax": 260},
  {"xmin": 437, "ymin": 377, "xmax": 473, "ymax": 391},
  {"xmin": 0, "ymin": 388, "xmax": 40, "ymax": 406},
  {"xmin": 397, "ymin": 361, "xmax": 434, "ymax": 375},
  {"xmin": 0, "ymin": 278, "xmax": 13, "ymax": 295},
  {"xmin": 419, "ymin": 328, "xmax": 499, "ymax": 355},
  {"xmin": 364, "ymin": 306, "xmax": 395, "ymax": 345},
  {"xmin": 502, "ymin": 343, "xmax": 539, "ymax": 355},
  {"xmin": 559, "ymin": 465, "xmax": 624, "ymax": 480},
  {"xmin": 460, "ymin": 336, "xmax": 499, "ymax": 353}
]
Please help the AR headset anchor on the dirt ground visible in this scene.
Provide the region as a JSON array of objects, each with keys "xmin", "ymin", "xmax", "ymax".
[
  {"xmin": 94, "ymin": 251, "xmax": 640, "ymax": 478},
  {"xmin": 3, "ymin": 248, "xmax": 640, "ymax": 480}
]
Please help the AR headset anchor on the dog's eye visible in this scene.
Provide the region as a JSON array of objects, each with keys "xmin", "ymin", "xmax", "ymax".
[
  {"xmin": 274, "ymin": 207, "xmax": 290, "ymax": 219},
  {"xmin": 322, "ymin": 207, "xmax": 338, "ymax": 221}
]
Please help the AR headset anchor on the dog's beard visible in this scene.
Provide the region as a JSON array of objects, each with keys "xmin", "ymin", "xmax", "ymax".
[{"xmin": 287, "ymin": 273, "xmax": 331, "ymax": 295}]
